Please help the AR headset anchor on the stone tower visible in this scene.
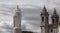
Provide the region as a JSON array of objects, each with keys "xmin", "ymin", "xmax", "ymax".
[
  {"xmin": 48, "ymin": 8, "xmax": 59, "ymax": 33},
  {"xmin": 13, "ymin": 5, "xmax": 21, "ymax": 33},
  {"xmin": 40, "ymin": 6, "xmax": 49, "ymax": 33},
  {"xmin": 51, "ymin": 8, "xmax": 59, "ymax": 24}
]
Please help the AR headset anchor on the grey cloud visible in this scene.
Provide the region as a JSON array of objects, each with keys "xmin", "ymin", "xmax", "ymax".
[
  {"xmin": 21, "ymin": 7, "xmax": 41, "ymax": 32},
  {"xmin": 0, "ymin": 22, "xmax": 13, "ymax": 33},
  {"xmin": 0, "ymin": 0, "xmax": 60, "ymax": 33},
  {"xmin": 21, "ymin": 25, "xmax": 26, "ymax": 31},
  {"xmin": 27, "ymin": 21, "xmax": 40, "ymax": 27},
  {"xmin": 21, "ymin": 5, "xmax": 60, "ymax": 32},
  {"xmin": 23, "ymin": 16, "xmax": 40, "ymax": 21}
]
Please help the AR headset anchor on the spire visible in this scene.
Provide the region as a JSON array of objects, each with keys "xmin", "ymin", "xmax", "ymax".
[
  {"xmin": 53, "ymin": 8, "xmax": 57, "ymax": 14},
  {"xmin": 40, "ymin": 5, "xmax": 49, "ymax": 16},
  {"xmin": 51, "ymin": 8, "xmax": 59, "ymax": 24},
  {"xmin": 52, "ymin": 8, "xmax": 59, "ymax": 18},
  {"xmin": 43, "ymin": 5, "xmax": 47, "ymax": 11}
]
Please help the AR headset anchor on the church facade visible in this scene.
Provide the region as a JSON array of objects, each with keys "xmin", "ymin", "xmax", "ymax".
[{"xmin": 40, "ymin": 6, "xmax": 60, "ymax": 33}]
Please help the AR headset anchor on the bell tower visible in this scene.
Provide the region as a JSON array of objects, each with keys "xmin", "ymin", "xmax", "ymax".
[
  {"xmin": 50, "ymin": 8, "xmax": 59, "ymax": 33},
  {"xmin": 40, "ymin": 6, "xmax": 49, "ymax": 33},
  {"xmin": 13, "ymin": 5, "xmax": 21, "ymax": 33},
  {"xmin": 49, "ymin": 8, "xmax": 59, "ymax": 33},
  {"xmin": 51, "ymin": 8, "xmax": 59, "ymax": 24}
]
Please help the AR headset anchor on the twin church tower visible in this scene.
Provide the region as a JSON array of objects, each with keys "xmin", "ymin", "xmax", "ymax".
[
  {"xmin": 40, "ymin": 6, "xmax": 60, "ymax": 33},
  {"xmin": 13, "ymin": 5, "xmax": 60, "ymax": 33}
]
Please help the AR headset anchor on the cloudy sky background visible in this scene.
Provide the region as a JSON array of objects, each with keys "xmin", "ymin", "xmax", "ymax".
[{"xmin": 0, "ymin": 0, "xmax": 60, "ymax": 33}]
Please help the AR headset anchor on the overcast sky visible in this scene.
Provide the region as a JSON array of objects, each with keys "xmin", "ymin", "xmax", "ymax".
[{"xmin": 0, "ymin": 0, "xmax": 60, "ymax": 33}]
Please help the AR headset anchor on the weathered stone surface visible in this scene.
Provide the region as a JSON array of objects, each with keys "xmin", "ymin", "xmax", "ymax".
[
  {"xmin": 13, "ymin": 5, "xmax": 21, "ymax": 33},
  {"xmin": 13, "ymin": 27, "xmax": 21, "ymax": 33}
]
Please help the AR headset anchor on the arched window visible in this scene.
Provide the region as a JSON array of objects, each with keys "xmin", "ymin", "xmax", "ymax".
[
  {"xmin": 42, "ymin": 17, "xmax": 44, "ymax": 22},
  {"xmin": 56, "ymin": 18, "xmax": 58, "ymax": 23},
  {"xmin": 52, "ymin": 19, "xmax": 54, "ymax": 24}
]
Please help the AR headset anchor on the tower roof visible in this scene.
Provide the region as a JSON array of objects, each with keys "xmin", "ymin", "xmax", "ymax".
[
  {"xmin": 53, "ymin": 8, "xmax": 57, "ymax": 14},
  {"xmin": 14, "ymin": 5, "xmax": 21, "ymax": 16},
  {"xmin": 43, "ymin": 5, "xmax": 47, "ymax": 11},
  {"xmin": 40, "ymin": 5, "xmax": 49, "ymax": 16},
  {"xmin": 51, "ymin": 8, "xmax": 59, "ymax": 18}
]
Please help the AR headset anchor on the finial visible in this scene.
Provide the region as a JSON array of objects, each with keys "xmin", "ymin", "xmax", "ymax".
[{"xmin": 43, "ymin": 5, "xmax": 47, "ymax": 11}]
